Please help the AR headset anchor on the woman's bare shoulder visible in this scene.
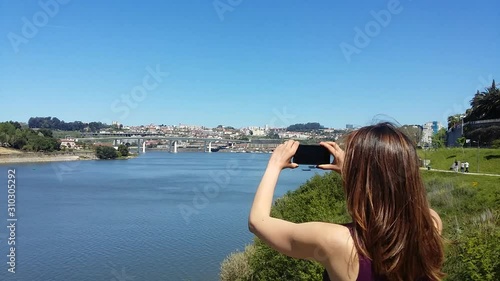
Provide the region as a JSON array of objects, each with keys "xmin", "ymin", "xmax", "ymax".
[
  {"xmin": 318, "ymin": 223, "xmax": 359, "ymax": 280},
  {"xmin": 315, "ymin": 223, "xmax": 355, "ymax": 258}
]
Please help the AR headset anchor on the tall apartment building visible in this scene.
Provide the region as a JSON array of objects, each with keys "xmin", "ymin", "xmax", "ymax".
[{"xmin": 421, "ymin": 121, "xmax": 444, "ymax": 145}]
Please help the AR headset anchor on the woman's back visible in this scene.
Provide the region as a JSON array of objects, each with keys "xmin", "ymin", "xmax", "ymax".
[
  {"xmin": 338, "ymin": 123, "xmax": 444, "ymax": 280},
  {"xmin": 321, "ymin": 223, "xmax": 382, "ymax": 281},
  {"xmin": 248, "ymin": 123, "xmax": 444, "ymax": 281},
  {"xmin": 321, "ymin": 217, "xmax": 441, "ymax": 281}
]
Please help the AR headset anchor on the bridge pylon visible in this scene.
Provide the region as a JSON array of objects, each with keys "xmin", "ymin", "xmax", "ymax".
[{"xmin": 170, "ymin": 140, "xmax": 178, "ymax": 153}]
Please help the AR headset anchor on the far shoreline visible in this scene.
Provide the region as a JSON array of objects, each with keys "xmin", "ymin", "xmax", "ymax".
[
  {"xmin": 0, "ymin": 148, "xmax": 138, "ymax": 165},
  {"xmin": 0, "ymin": 154, "xmax": 140, "ymax": 165},
  {"xmin": 0, "ymin": 154, "xmax": 95, "ymax": 165},
  {"xmin": 0, "ymin": 145, "xmax": 274, "ymax": 165}
]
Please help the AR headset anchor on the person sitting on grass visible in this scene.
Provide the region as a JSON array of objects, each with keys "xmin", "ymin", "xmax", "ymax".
[
  {"xmin": 450, "ymin": 161, "xmax": 456, "ymax": 170},
  {"xmin": 249, "ymin": 122, "xmax": 444, "ymax": 281}
]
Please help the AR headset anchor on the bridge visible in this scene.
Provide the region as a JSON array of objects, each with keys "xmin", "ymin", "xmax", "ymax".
[
  {"xmin": 77, "ymin": 136, "xmax": 250, "ymax": 154},
  {"xmin": 81, "ymin": 132, "xmax": 167, "ymax": 137}
]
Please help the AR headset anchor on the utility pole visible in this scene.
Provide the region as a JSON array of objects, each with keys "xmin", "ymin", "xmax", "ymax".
[
  {"xmin": 461, "ymin": 115, "xmax": 465, "ymax": 136},
  {"xmin": 476, "ymin": 138, "xmax": 480, "ymax": 173}
]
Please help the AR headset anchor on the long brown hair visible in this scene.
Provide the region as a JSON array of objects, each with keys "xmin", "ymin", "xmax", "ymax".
[{"xmin": 342, "ymin": 123, "xmax": 444, "ymax": 280}]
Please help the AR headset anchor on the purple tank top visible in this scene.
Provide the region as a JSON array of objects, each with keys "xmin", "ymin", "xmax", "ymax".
[
  {"xmin": 322, "ymin": 224, "xmax": 383, "ymax": 281},
  {"xmin": 322, "ymin": 257, "xmax": 379, "ymax": 281}
]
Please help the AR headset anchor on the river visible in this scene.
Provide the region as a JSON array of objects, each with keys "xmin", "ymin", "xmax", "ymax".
[{"xmin": 0, "ymin": 151, "xmax": 326, "ymax": 281}]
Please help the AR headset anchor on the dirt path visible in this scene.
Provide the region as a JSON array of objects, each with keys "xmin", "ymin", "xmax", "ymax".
[{"xmin": 421, "ymin": 167, "xmax": 500, "ymax": 177}]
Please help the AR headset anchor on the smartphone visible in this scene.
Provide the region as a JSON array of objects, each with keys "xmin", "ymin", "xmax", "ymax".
[{"xmin": 292, "ymin": 145, "xmax": 331, "ymax": 165}]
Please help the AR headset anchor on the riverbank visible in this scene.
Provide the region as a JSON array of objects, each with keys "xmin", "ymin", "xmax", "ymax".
[
  {"xmin": 0, "ymin": 147, "xmax": 98, "ymax": 164},
  {"xmin": 0, "ymin": 153, "xmax": 98, "ymax": 164}
]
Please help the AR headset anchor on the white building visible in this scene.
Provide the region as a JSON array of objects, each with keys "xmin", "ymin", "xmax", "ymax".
[
  {"xmin": 252, "ymin": 129, "xmax": 266, "ymax": 136},
  {"xmin": 60, "ymin": 138, "xmax": 79, "ymax": 149},
  {"xmin": 421, "ymin": 121, "xmax": 444, "ymax": 145}
]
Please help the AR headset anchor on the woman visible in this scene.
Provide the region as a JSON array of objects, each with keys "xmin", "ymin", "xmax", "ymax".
[{"xmin": 248, "ymin": 123, "xmax": 444, "ymax": 281}]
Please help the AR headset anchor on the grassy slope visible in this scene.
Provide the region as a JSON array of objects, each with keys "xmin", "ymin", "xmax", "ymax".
[
  {"xmin": 421, "ymin": 170, "xmax": 500, "ymax": 228},
  {"xmin": 417, "ymin": 148, "xmax": 500, "ymax": 174},
  {"xmin": 421, "ymin": 171, "xmax": 500, "ymax": 280},
  {"xmin": 241, "ymin": 171, "xmax": 500, "ymax": 280}
]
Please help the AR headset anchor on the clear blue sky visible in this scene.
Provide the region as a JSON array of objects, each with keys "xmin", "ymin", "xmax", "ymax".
[{"xmin": 1, "ymin": 0, "xmax": 499, "ymax": 128}]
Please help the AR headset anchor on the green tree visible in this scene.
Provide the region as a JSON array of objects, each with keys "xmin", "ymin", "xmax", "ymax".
[
  {"xmin": 267, "ymin": 132, "xmax": 280, "ymax": 139},
  {"xmin": 467, "ymin": 80, "xmax": 500, "ymax": 122},
  {"xmin": 492, "ymin": 139, "xmax": 500, "ymax": 149},
  {"xmin": 457, "ymin": 136, "xmax": 466, "ymax": 147},
  {"xmin": 447, "ymin": 114, "xmax": 463, "ymax": 130},
  {"xmin": 457, "ymin": 136, "xmax": 466, "ymax": 155},
  {"xmin": 95, "ymin": 146, "xmax": 118, "ymax": 159},
  {"xmin": 287, "ymin": 123, "xmax": 324, "ymax": 132},
  {"xmin": 431, "ymin": 128, "xmax": 447, "ymax": 148},
  {"xmin": 118, "ymin": 144, "xmax": 129, "ymax": 157},
  {"xmin": 11, "ymin": 129, "xmax": 28, "ymax": 149},
  {"xmin": 38, "ymin": 128, "xmax": 53, "ymax": 138},
  {"xmin": 0, "ymin": 122, "xmax": 17, "ymax": 137},
  {"xmin": 0, "ymin": 132, "xmax": 7, "ymax": 146}
]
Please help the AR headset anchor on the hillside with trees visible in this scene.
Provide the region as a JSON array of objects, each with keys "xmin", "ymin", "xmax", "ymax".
[
  {"xmin": 286, "ymin": 122, "xmax": 324, "ymax": 132},
  {"xmin": 28, "ymin": 117, "xmax": 110, "ymax": 132},
  {"xmin": 0, "ymin": 121, "xmax": 60, "ymax": 152}
]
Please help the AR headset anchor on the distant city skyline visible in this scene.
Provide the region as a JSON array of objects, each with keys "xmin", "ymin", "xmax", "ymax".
[
  {"xmin": 1, "ymin": 1, "xmax": 499, "ymax": 129},
  {"xmin": 4, "ymin": 116, "xmax": 436, "ymax": 130}
]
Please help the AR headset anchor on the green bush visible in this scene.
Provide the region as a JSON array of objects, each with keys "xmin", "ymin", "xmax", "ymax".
[
  {"xmin": 118, "ymin": 144, "xmax": 129, "ymax": 156},
  {"xmin": 248, "ymin": 172, "xmax": 350, "ymax": 281},
  {"xmin": 492, "ymin": 139, "xmax": 500, "ymax": 149},
  {"xmin": 95, "ymin": 146, "xmax": 118, "ymax": 159},
  {"xmin": 444, "ymin": 210, "xmax": 500, "ymax": 281},
  {"xmin": 422, "ymin": 172, "xmax": 500, "ymax": 280},
  {"xmin": 220, "ymin": 244, "xmax": 255, "ymax": 281}
]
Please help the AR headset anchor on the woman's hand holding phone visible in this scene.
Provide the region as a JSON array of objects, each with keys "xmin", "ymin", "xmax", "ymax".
[
  {"xmin": 268, "ymin": 140, "xmax": 300, "ymax": 170},
  {"xmin": 317, "ymin": 142, "xmax": 345, "ymax": 174}
]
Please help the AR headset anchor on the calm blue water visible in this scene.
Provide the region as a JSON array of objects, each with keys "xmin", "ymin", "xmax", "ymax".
[{"xmin": 0, "ymin": 152, "xmax": 325, "ymax": 281}]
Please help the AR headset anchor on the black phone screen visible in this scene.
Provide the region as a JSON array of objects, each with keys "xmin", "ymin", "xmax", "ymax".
[{"xmin": 292, "ymin": 145, "xmax": 331, "ymax": 165}]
